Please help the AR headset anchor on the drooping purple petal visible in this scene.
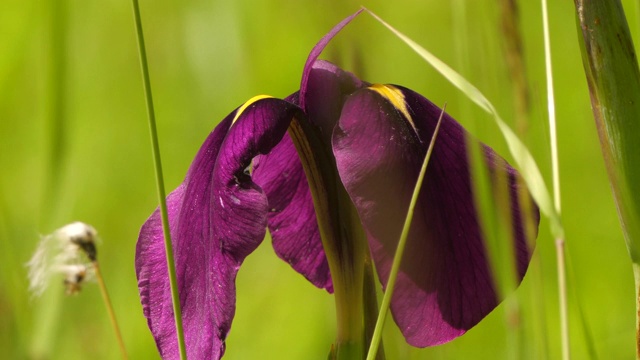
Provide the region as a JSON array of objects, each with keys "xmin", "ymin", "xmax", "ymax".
[
  {"xmin": 136, "ymin": 98, "xmax": 301, "ymax": 359},
  {"xmin": 252, "ymin": 61, "xmax": 364, "ymax": 292},
  {"xmin": 332, "ymin": 85, "xmax": 537, "ymax": 347},
  {"xmin": 252, "ymin": 131, "xmax": 333, "ymax": 292}
]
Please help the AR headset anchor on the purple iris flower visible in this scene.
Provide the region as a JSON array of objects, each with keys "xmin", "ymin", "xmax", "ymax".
[{"xmin": 135, "ymin": 12, "xmax": 538, "ymax": 360}]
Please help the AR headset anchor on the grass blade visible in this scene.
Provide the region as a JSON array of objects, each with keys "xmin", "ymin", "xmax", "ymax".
[
  {"xmin": 129, "ymin": 1, "xmax": 187, "ymax": 358},
  {"xmin": 365, "ymin": 8, "xmax": 563, "ymax": 241},
  {"xmin": 365, "ymin": 107, "xmax": 444, "ymax": 360},
  {"xmin": 540, "ymin": 1, "xmax": 570, "ymax": 358}
]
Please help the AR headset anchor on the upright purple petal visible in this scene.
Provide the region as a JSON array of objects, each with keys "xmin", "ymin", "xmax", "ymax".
[
  {"xmin": 332, "ymin": 85, "xmax": 538, "ymax": 347},
  {"xmin": 304, "ymin": 60, "xmax": 365, "ymax": 138},
  {"xmin": 136, "ymin": 98, "xmax": 300, "ymax": 359},
  {"xmin": 299, "ymin": 9, "xmax": 363, "ymax": 110}
]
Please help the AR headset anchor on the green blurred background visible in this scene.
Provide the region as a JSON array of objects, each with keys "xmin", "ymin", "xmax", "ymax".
[{"xmin": 1, "ymin": 0, "xmax": 638, "ymax": 358}]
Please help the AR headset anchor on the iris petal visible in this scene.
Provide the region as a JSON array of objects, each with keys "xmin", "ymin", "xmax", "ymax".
[
  {"xmin": 252, "ymin": 61, "xmax": 364, "ymax": 292},
  {"xmin": 299, "ymin": 9, "xmax": 363, "ymax": 110},
  {"xmin": 136, "ymin": 98, "xmax": 300, "ymax": 359},
  {"xmin": 304, "ymin": 60, "xmax": 365, "ymax": 138},
  {"xmin": 252, "ymin": 131, "xmax": 334, "ymax": 292},
  {"xmin": 332, "ymin": 85, "xmax": 537, "ymax": 347}
]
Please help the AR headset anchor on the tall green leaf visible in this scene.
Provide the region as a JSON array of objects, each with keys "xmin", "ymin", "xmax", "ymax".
[
  {"xmin": 573, "ymin": 1, "xmax": 640, "ymax": 358},
  {"xmin": 573, "ymin": 0, "xmax": 640, "ymax": 263}
]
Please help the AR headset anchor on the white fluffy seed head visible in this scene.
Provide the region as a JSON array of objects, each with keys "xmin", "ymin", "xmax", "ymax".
[
  {"xmin": 57, "ymin": 222, "xmax": 99, "ymax": 262},
  {"xmin": 27, "ymin": 222, "xmax": 99, "ymax": 297},
  {"xmin": 58, "ymin": 264, "xmax": 93, "ymax": 295},
  {"xmin": 56, "ymin": 221, "xmax": 98, "ymax": 245}
]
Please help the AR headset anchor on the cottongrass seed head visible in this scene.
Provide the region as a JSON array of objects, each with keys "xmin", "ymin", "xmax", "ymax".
[{"xmin": 27, "ymin": 222, "xmax": 99, "ymax": 297}]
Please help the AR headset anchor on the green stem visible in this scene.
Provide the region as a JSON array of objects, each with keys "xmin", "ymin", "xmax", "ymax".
[
  {"xmin": 363, "ymin": 252, "xmax": 384, "ymax": 360},
  {"xmin": 94, "ymin": 262, "xmax": 128, "ymax": 360},
  {"xmin": 541, "ymin": 0, "xmax": 561, "ymax": 214},
  {"xmin": 129, "ymin": 1, "xmax": 187, "ymax": 359},
  {"xmin": 288, "ymin": 119, "xmax": 365, "ymax": 359},
  {"xmin": 541, "ymin": 1, "xmax": 570, "ymax": 358},
  {"xmin": 366, "ymin": 110, "xmax": 444, "ymax": 360}
]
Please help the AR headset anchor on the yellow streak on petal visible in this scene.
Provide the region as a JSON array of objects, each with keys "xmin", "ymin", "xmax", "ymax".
[
  {"xmin": 232, "ymin": 95, "xmax": 273, "ymax": 125},
  {"xmin": 368, "ymin": 84, "xmax": 416, "ymax": 132}
]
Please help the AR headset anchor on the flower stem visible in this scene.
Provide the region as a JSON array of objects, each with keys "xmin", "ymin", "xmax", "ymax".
[
  {"xmin": 365, "ymin": 109, "xmax": 444, "ymax": 360},
  {"xmin": 288, "ymin": 119, "xmax": 366, "ymax": 360},
  {"xmin": 93, "ymin": 261, "xmax": 128, "ymax": 360},
  {"xmin": 129, "ymin": 0, "xmax": 187, "ymax": 359}
]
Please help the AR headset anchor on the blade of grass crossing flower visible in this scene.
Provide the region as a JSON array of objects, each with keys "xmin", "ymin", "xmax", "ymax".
[
  {"xmin": 130, "ymin": 1, "xmax": 187, "ymax": 359},
  {"xmin": 365, "ymin": 9, "xmax": 564, "ymax": 240},
  {"xmin": 365, "ymin": 107, "xmax": 444, "ymax": 360}
]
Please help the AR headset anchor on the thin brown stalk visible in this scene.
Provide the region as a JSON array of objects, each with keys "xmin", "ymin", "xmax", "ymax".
[{"xmin": 93, "ymin": 262, "xmax": 128, "ymax": 360}]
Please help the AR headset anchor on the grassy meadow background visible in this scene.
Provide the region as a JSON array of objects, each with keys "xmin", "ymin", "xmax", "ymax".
[{"xmin": 0, "ymin": 0, "xmax": 637, "ymax": 358}]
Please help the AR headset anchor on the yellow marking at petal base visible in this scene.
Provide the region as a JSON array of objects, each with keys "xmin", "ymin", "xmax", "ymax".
[
  {"xmin": 232, "ymin": 95, "xmax": 273, "ymax": 125},
  {"xmin": 369, "ymin": 84, "xmax": 416, "ymax": 131}
]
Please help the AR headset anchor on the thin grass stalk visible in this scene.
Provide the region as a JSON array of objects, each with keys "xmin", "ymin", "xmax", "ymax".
[
  {"xmin": 541, "ymin": 0, "xmax": 561, "ymax": 215},
  {"xmin": 31, "ymin": 0, "xmax": 68, "ymax": 356},
  {"xmin": 540, "ymin": 0, "xmax": 570, "ymax": 358},
  {"xmin": 363, "ymin": 252, "xmax": 385, "ymax": 360},
  {"xmin": 129, "ymin": 1, "xmax": 187, "ymax": 358},
  {"xmin": 93, "ymin": 262, "xmax": 128, "ymax": 360},
  {"xmin": 565, "ymin": 250, "xmax": 599, "ymax": 359},
  {"xmin": 365, "ymin": 109, "xmax": 444, "ymax": 360},
  {"xmin": 530, "ymin": 251, "xmax": 550, "ymax": 360}
]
